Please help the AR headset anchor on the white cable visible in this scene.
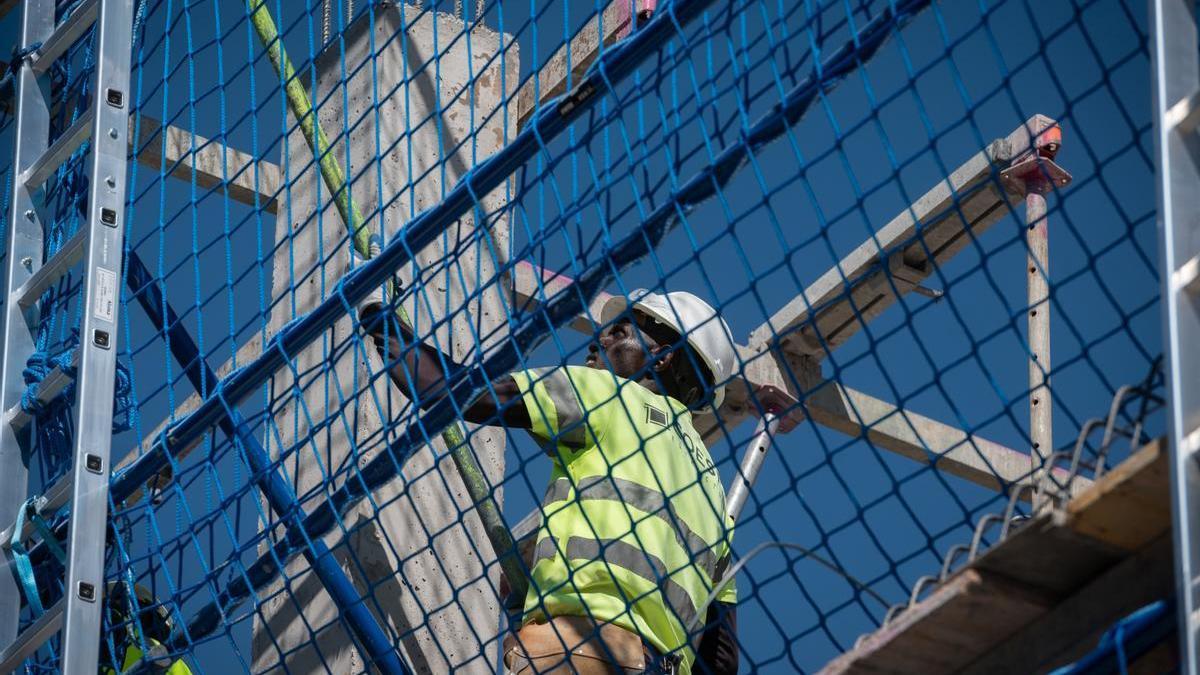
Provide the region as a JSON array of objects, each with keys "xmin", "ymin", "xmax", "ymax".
[{"xmin": 688, "ymin": 541, "xmax": 891, "ymax": 632}]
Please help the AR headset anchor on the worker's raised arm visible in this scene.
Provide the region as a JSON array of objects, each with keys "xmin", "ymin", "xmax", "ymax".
[{"xmin": 359, "ymin": 303, "xmax": 531, "ymax": 428}]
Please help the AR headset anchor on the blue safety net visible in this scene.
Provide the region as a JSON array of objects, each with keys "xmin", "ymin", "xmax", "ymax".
[{"xmin": 0, "ymin": 0, "xmax": 1167, "ymax": 672}]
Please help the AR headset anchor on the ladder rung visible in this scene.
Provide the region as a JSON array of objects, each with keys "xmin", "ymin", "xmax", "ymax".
[
  {"xmin": 0, "ymin": 469, "xmax": 74, "ymax": 550},
  {"xmin": 0, "ymin": 599, "xmax": 63, "ymax": 672},
  {"xmin": 21, "ymin": 106, "xmax": 94, "ymax": 190},
  {"xmin": 12, "ymin": 229, "xmax": 88, "ymax": 308},
  {"xmin": 1174, "ymin": 253, "xmax": 1200, "ymax": 296},
  {"xmin": 5, "ymin": 353, "xmax": 78, "ymax": 433},
  {"xmin": 28, "ymin": 0, "xmax": 100, "ymax": 75},
  {"xmin": 1166, "ymin": 88, "xmax": 1200, "ymax": 135}
]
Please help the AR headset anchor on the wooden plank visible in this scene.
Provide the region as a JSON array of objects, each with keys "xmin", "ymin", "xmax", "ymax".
[
  {"xmin": 803, "ymin": 382, "xmax": 1088, "ymax": 497},
  {"xmin": 514, "ymin": 0, "xmax": 655, "ymax": 131},
  {"xmin": 1065, "ymin": 438, "xmax": 1171, "ymax": 551},
  {"xmin": 962, "ymin": 535, "xmax": 1173, "ymax": 674},
  {"xmin": 818, "ymin": 569, "xmax": 1053, "ymax": 675},
  {"xmin": 972, "ymin": 514, "xmax": 1123, "ymax": 596},
  {"xmin": 822, "ymin": 440, "xmax": 1171, "ymax": 675},
  {"xmin": 131, "ymin": 115, "xmax": 281, "ymax": 214}
]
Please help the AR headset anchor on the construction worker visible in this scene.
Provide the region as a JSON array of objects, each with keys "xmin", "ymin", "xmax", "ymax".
[
  {"xmin": 359, "ymin": 285, "xmax": 740, "ymax": 674},
  {"xmin": 101, "ymin": 581, "xmax": 193, "ymax": 674}
]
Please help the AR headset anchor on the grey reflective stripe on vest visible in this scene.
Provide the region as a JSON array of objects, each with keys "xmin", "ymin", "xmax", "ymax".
[
  {"xmin": 532, "ymin": 535, "xmax": 698, "ymax": 630},
  {"xmin": 539, "ymin": 369, "xmax": 587, "ymax": 447},
  {"xmin": 542, "ymin": 476, "xmax": 720, "ymax": 577}
]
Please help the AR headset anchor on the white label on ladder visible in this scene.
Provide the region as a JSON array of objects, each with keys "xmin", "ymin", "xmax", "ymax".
[{"xmin": 92, "ymin": 267, "xmax": 117, "ymax": 324}]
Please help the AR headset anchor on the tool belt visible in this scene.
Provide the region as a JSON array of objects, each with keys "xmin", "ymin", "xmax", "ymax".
[{"xmin": 503, "ymin": 615, "xmax": 679, "ymax": 674}]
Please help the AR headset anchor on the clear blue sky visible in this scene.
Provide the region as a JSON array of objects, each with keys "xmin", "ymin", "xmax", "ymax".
[{"xmin": 0, "ymin": 0, "xmax": 1163, "ymax": 672}]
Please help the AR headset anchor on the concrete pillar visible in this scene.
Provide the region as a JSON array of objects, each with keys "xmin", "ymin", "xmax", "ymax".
[{"xmin": 253, "ymin": 4, "xmax": 518, "ymax": 672}]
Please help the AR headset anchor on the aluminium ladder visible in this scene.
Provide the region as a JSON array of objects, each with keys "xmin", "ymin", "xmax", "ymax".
[
  {"xmin": 1152, "ymin": 0, "xmax": 1200, "ymax": 672},
  {"xmin": 0, "ymin": 0, "xmax": 135, "ymax": 671}
]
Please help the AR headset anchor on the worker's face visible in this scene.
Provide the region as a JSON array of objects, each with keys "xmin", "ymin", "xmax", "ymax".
[{"xmin": 587, "ymin": 311, "xmax": 668, "ymax": 379}]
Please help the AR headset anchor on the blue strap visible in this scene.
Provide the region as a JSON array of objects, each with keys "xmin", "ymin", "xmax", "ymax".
[
  {"xmin": 29, "ymin": 505, "xmax": 66, "ymax": 565},
  {"xmin": 8, "ymin": 497, "xmax": 67, "ymax": 617},
  {"xmin": 10, "ymin": 498, "xmax": 45, "ymax": 616}
]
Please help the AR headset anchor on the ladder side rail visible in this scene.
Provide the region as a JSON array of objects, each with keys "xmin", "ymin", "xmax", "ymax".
[
  {"xmin": 58, "ymin": 0, "xmax": 135, "ymax": 670},
  {"xmin": 1151, "ymin": 0, "xmax": 1200, "ymax": 673},
  {"xmin": 0, "ymin": 0, "xmax": 56, "ymax": 648}
]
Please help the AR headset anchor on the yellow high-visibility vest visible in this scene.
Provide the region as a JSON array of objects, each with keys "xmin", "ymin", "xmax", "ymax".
[
  {"xmin": 102, "ymin": 639, "xmax": 193, "ymax": 674},
  {"xmin": 513, "ymin": 366, "xmax": 737, "ymax": 673}
]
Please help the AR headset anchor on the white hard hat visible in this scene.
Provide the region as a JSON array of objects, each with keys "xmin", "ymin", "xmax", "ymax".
[{"xmin": 601, "ymin": 289, "xmax": 737, "ymax": 413}]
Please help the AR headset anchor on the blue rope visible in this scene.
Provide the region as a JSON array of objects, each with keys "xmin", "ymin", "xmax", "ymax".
[
  {"xmin": 0, "ymin": 41, "xmax": 41, "ymax": 102},
  {"xmin": 20, "ymin": 337, "xmax": 138, "ymax": 433}
]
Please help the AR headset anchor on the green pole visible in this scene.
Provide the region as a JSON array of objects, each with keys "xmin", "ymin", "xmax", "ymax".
[{"xmin": 246, "ymin": 0, "xmax": 528, "ymax": 608}]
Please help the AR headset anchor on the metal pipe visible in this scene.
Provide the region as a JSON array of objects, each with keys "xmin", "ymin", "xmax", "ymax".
[
  {"xmin": 725, "ymin": 413, "xmax": 778, "ymax": 523},
  {"xmin": 999, "ymin": 126, "xmax": 1070, "ymax": 510},
  {"xmin": 1026, "ymin": 186, "xmax": 1052, "ymax": 499}
]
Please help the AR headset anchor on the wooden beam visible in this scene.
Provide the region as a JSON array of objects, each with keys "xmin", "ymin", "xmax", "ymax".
[
  {"xmin": 1063, "ymin": 436, "xmax": 1173, "ymax": 551},
  {"xmin": 820, "ymin": 439, "xmax": 1171, "ymax": 675},
  {"xmin": 130, "ymin": 115, "xmax": 281, "ymax": 214},
  {"xmin": 0, "ymin": 66, "xmax": 283, "ymax": 213},
  {"xmin": 514, "ymin": 0, "xmax": 655, "ymax": 131},
  {"xmin": 804, "ymin": 382, "xmax": 1087, "ymax": 496},
  {"xmin": 819, "ymin": 569, "xmax": 1054, "ymax": 675},
  {"xmin": 750, "ymin": 115, "xmax": 1058, "ymax": 360},
  {"xmin": 961, "ymin": 535, "xmax": 1173, "ymax": 674}
]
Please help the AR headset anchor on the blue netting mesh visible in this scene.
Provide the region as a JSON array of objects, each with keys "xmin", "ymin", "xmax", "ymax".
[{"xmin": 0, "ymin": 0, "xmax": 1167, "ymax": 672}]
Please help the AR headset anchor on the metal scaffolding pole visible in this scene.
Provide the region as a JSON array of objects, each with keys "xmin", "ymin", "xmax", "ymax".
[{"xmin": 999, "ymin": 125, "xmax": 1071, "ymax": 507}]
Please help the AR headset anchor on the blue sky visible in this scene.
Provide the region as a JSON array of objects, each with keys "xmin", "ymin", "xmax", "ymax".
[{"xmin": 0, "ymin": 0, "xmax": 1165, "ymax": 672}]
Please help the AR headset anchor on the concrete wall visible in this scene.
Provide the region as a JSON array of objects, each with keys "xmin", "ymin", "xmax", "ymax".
[{"xmin": 253, "ymin": 4, "xmax": 518, "ymax": 672}]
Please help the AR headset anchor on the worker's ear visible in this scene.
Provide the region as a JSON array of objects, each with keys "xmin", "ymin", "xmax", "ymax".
[{"xmin": 652, "ymin": 345, "xmax": 674, "ymax": 372}]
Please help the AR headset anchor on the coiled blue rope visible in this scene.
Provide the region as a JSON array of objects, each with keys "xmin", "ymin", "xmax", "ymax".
[{"xmin": 21, "ymin": 335, "xmax": 138, "ymax": 433}]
